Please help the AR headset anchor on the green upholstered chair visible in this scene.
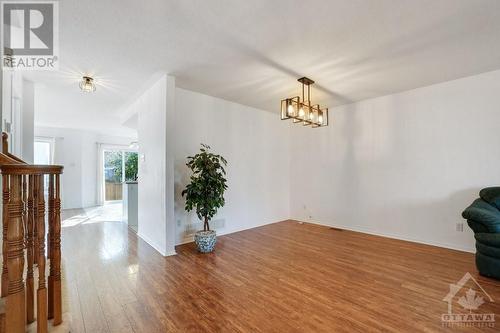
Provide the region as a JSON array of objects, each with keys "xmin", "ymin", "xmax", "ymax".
[{"xmin": 462, "ymin": 187, "xmax": 500, "ymax": 279}]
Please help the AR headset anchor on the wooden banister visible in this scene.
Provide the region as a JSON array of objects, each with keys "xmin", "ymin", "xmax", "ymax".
[{"xmin": 0, "ymin": 133, "xmax": 64, "ymax": 333}]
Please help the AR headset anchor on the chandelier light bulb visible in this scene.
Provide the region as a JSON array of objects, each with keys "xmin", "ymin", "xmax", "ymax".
[
  {"xmin": 79, "ymin": 76, "xmax": 96, "ymax": 93},
  {"xmin": 287, "ymin": 104, "xmax": 294, "ymax": 115},
  {"xmin": 318, "ymin": 115, "xmax": 323, "ymax": 123},
  {"xmin": 299, "ymin": 107, "xmax": 305, "ymax": 117}
]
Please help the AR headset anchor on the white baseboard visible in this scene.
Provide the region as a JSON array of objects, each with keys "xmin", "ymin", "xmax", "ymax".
[
  {"xmin": 163, "ymin": 250, "xmax": 178, "ymax": 257},
  {"xmin": 294, "ymin": 217, "xmax": 475, "ymax": 253},
  {"xmin": 137, "ymin": 232, "xmax": 177, "ymax": 256},
  {"xmin": 173, "ymin": 217, "xmax": 475, "ymax": 254},
  {"xmin": 176, "ymin": 217, "xmax": 289, "ymax": 246},
  {"xmin": 178, "ymin": 235, "xmax": 195, "ymax": 246}
]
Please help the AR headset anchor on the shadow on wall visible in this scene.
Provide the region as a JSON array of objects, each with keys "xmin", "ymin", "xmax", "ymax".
[
  {"xmin": 174, "ymin": 158, "xmax": 200, "ymax": 242},
  {"xmin": 335, "ymin": 103, "xmax": 360, "ymax": 211}
]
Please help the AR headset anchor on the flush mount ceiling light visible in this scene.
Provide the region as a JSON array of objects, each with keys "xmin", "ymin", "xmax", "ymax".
[
  {"xmin": 79, "ymin": 76, "xmax": 96, "ymax": 93},
  {"xmin": 281, "ymin": 77, "xmax": 328, "ymax": 128}
]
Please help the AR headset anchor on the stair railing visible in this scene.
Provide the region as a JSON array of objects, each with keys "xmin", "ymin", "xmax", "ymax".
[{"xmin": 0, "ymin": 133, "xmax": 64, "ymax": 333}]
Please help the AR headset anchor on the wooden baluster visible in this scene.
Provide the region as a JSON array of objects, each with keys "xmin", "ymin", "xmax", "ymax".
[
  {"xmin": 48, "ymin": 174, "xmax": 62, "ymax": 325},
  {"xmin": 35, "ymin": 174, "xmax": 48, "ymax": 333},
  {"xmin": 47, "ymin": 174, "xmax": 54, "ymax": 319},
  {"xmin": 26, "ymin": 175, "xmax": 35, "ymax": 323},
  {"xmin": 33, "ymin": 175, "xmax": 39, "ymax": 266},
  {"xmin": 1, "ymin": 175, "xmax": 9, "ymax": 298},
  {"xmin": 33, "ymin": 193, "xmax": 39, "ymax": 267},
  {"xmin": 22, "ymin": 176, "xmax": 26, "ymax": 274},
  {"xmin": 5, "ymin": 174, "xmax": 26, "ymax": 333},
  {"xmin": 48, "ymin": 175, "xmax": 53, "ymax": 262}
]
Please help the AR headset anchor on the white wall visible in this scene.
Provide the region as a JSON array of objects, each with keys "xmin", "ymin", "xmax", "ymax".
[
  {"xmin": 35, "ymin": 126, "xmax": 135, "ymax": 209},
  {"xmin": 1, "ymin": 73, "xmax": 35, "ymax": 161},
  {"xmin": 21, "ymin": 79, "xmax": 35, "ymax": 163},
  {"xmin": 290, "ymin": 70, "xmax": 500, "ymax": 252},
  {"xmin": 127, "ymin": 75, "xmax": 291, "ymax": 255},
  {"xmin": 134, "ymin": 75, "xmax": 176, "ymax": 256},
  {"xmin": 129, "ymin": 70, "xmax": 500, "ymax": 255},
  {"xmin": 174, "ymin": 88, "xmax": 291, "ymax": 244},
  {"xmin": 2, "ymin": 71, "xmax": 23, "ymax": 156}
]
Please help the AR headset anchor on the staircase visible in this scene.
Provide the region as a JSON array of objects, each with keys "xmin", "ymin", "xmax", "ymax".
[{"xmin": 0, "ymin": 133, "xmax": 66, "ymax": 333}]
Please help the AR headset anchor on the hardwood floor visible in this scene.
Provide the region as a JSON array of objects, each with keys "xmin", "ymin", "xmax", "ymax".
[{"xmin": 60, "ymin": 209, "xmax": 500, "ymax": 332}]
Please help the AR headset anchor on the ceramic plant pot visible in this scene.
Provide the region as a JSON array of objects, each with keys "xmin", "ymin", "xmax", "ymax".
[{"xmin": 194, "ymin": 230, "xmax": 217, "ymax": 253}]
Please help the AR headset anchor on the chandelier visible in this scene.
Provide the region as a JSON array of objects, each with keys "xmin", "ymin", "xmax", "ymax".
[
  {"xmin": 281, "ymin": 77, "xmax": 328, "ymax": 127},
  {"xmin": 79, "ymin": 76, "xmax": 96, "ymax": 93}
]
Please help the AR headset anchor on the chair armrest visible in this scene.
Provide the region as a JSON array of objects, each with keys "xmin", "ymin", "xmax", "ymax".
[
  {"xmin": 475, "ymin": 233, "xmax": 500, "ymax": 247},
  {"xmin": 462, "ymin": 206, "xmax": 500, "ymax": 233},
  {"xmin": 467, "ymin": 220, "xmax": 491, "ymax": 234},
  {"xmin": 480, "ymin": 187, "xmax": 500, "ymax": 210}
]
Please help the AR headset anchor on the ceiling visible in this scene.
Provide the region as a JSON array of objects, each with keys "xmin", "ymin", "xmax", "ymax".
[{"xmin": 27, "ymin": 0, "xmax": 500, "ymax": 134}]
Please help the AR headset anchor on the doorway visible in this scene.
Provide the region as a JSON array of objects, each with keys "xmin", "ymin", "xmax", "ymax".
[{"xmin": 34, "ymin": 137, "xmax": 55, "ymax": 165}]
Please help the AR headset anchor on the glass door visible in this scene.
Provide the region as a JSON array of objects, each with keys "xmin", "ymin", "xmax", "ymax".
[
  {"xmin": 104, "ymin": 150, "xmax": 123, "ymax": 201},
  {"xmin": 124, "ymin": 151, "xmax": 138, "ymax": 182},
  {"xmin": 103, "ymin": 150, "xmax": 138, "ymax": 202},
  {"xmin": 34, "ymin": 137, "xmax": 55, "ymax": 194}
]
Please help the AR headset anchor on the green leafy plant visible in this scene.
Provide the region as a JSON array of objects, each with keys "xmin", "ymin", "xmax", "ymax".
[
  {"xmin": 181, "ymin": 144, "xmax": 228, "ymax": 231},
  {"xmin": 105, "ymin": 151, "xmax": 138, "ymax": 182},
  {"xmin": 124, "ymin": 152, "xmax": 138, "ymax": 181}
]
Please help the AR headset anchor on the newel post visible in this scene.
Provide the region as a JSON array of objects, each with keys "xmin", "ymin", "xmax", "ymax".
[{"xmin": 1, "ymin": 132, "xmax": 8, "ymax": 154}]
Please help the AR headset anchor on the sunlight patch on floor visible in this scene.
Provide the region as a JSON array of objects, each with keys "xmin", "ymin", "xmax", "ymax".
[{"xmin": 62, "ymin": 202, "xmax": 123, "ymax": 228}]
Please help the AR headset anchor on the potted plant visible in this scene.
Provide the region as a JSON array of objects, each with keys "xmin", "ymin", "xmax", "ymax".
[{"xmin": 182, "ymin": 144, "xmax": 228, "ymax": 253}]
